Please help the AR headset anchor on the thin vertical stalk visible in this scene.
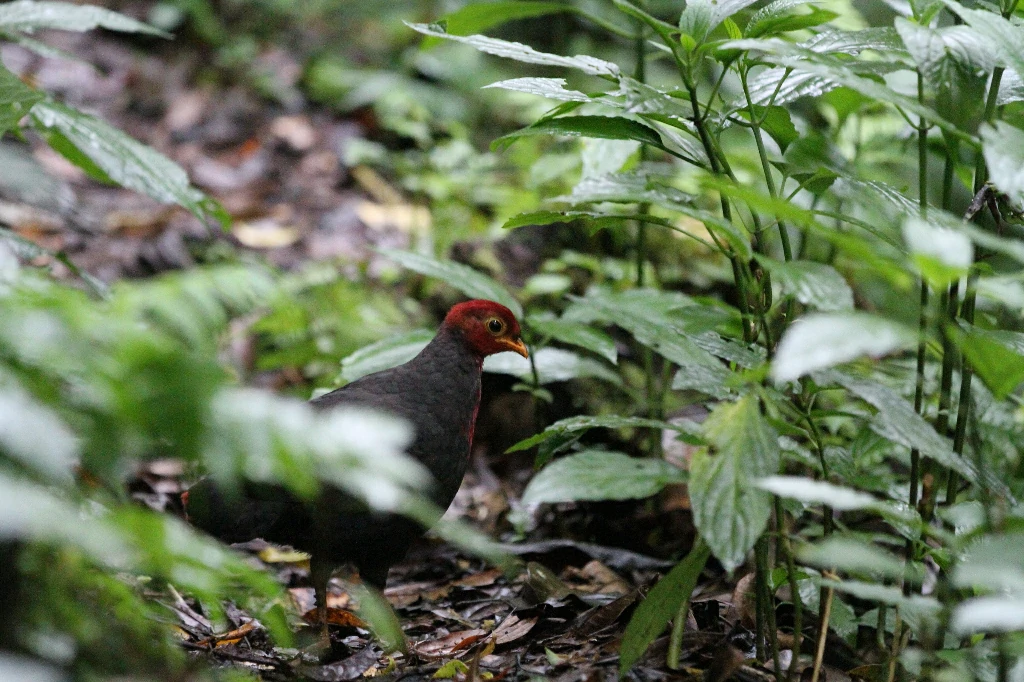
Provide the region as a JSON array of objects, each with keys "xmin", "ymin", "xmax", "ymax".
[{"xmin": 776, "ymin": 497, "xmax": 802, "ymax": 682}]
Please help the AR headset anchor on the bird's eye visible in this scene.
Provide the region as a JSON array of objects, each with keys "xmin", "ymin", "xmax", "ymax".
[{"xmin": 486, "ymin": 318, "xmax": 505, "ymax": 334}]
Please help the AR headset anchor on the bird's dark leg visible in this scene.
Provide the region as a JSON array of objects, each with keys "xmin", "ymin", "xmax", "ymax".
[{"xmin": 309, "ymin": 555, "xmax": 334, "ymax": 646}]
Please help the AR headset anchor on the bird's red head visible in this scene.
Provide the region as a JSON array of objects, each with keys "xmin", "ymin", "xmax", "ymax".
[{"xmin": 443, "ymin": 300, "xmax": 528, "ymax": 359}]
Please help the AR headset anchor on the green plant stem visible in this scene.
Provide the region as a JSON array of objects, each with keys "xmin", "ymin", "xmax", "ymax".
[
  {"xmin": 809, "ymin": 581, "xmax": 833, "ymax": 682},
  {"xmin": 777, "ymin": 496, "xmax": 803, "ymax": 682}
]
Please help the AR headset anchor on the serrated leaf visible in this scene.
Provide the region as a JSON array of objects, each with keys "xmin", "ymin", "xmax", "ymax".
[
  {"xmin": 30, "ymin": 101, "xmax": 218, "ymax": 224},
  {"xmin": 944, "ymin": 1, "xmax": 1024, "ymax": 91},
  {"xmin": 339, "ymin": 329, "xmax": 433, "ymax": 383},
  {"xmin": 506, "ymin": 414, "xmax": 702, "ymax": 454},
  {"xmin": 494, "ymin": 115, "xmax": 664, "ymax": 152},
  {"xmin": 619, "ymin": 540, "xmax": 711, "ymax": 674},
  {"xmin": 825, "ymin": 371, "xmax": 1010, "ymax": 498},
  {"xmin": 691, "ymin": 396, "xmax": 779, "ymax": 571},
  {"xmin": 567, "ymin": 290, "xmax": 732, "ymax": 398},
  {"xmin": 680, "ymin": 0, "xmax": 759, "ymax": 44},
  {"xmin": 522, "ymin": 449, "xmax": 686, "ymax": 505},
  {"xmin": 424, "ymin": 1, "xmax": 568, "ymax": 44},
  {"xmin": 0, "ymin": 64, "xmax": 42, "ymax": 138},
  {"xmin": 746, "ymin": 1, "xmax": 837, "ymax": 38},
  {"xmin": 528, "ymin": 317, "xmax": 617, "ymax": 364},
  {"xmin": 484, "ymin": 346, "xmax": 621, "ymax": 386},
  {"xmin": 772, "ymin": 313, "xmax": 917, "ymax": 382},
  {"xmin": 896, "ymin": 20, "xmax": 995, "ymax": 87},
  {"xmin": 981, "ymin": 122, "xmax": 1024, "ymax": 207},
  {"xmin": 954, "ymin": 534, "xmax": 1024, "ymax": 593},
  {"xmin": 380, "ymin": 249, "xmax": 522, "ymax": 318},
  {"xmin": 483, "ymin": 77, "xmax": 590, "ymax": 102},
  {"xmin": 0, "ymin": 0, "xmax": 169, "ymax": 36},
  {"xmin": 759, "ymin": 258, "xmax": 853, "ymax": 311},
  {"xmin": 406, "ymin": 22, "xmax": 619, "ymax": 77}
]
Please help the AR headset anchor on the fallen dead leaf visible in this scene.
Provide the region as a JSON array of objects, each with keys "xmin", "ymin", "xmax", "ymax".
[
  {"xmin": 491, "ymin": 614, "xmax": 537, "ymax": 645},
  {"xmin": 413, "ymin": 629, "xmax": 489, "ymax": 659},
  {"xmin": 234, "ymin": 218, "xmax": 301, "ymax": 248},
  {"xmin": 302, "ymin": 607, "xmax": 367, "ymax": 629},
  {"xmin": 452, "ymin": 568, "xmax": 502, "ymax": 588}
]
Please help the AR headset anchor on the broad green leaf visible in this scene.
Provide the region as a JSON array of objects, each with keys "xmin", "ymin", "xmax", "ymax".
[
  {"xmin": 0, "ymin": 1, "xmax": 169, "ymax": 36},
  {"xmin": 380, "ymin": 249, "xmax": 522, "ymax": 318},
  {"xmin": 484, "ymin": 347, "xmax": 621, "ymax": 386},
  {"xmin": 506, "ymin": 414, "xmax": 702, "ymax": 454},
  {"xmin": 424, "ymin": 2, "xmax": 569, "ymax": 46},
  {"xmin": 679, "ymin": 0, "xmax": 759, "ymax": 44},
  {"xmin": 826, "ymin": 371, "xmax": 1009, "ymax": 497},
  {"xmin": 0, "ymin": 64, "xmax": 42, "ymax": 138},
  {"xmin": 797, "ymin": 537, "xmax": 911, "ymax": 582},
  {"xmin": 29, "ymin": 101, "xmax": 218, "ymax": 224},
  {"xmin": 945, "ymin": 2, "xmax": 1024, "ymax": 91},
  {"xmin": 619, "ymin": 540, "xmax": 711, "ymax": 674},
  {"xmin": 691, "ymin": 395, "xmax": 779, "ymax": 571},
  {"xmin": 757, "ymin": 476, "xmax": 877, "ymax": 510},
  {"xmin": 562, "ymin": 170, "xmax": 695, "ymax": 207},
  {"xmin": 951, "ymin": 597, "xmax": 1024, "ymax": 636},
  {"xmin": 824, "ymin": 578, "xmax": 940, "ymax": 635},
  {"xmin": 895, "ymin": 20, "xmax": 994, "ymax": 88},
  {"xmin": 772, "ymin": 313, "xmax": 917, "ymax": 382},
  {"xmin": 567, "ymin": 290, "xmax": 732, "ymax": 398},
  {"xmin": 745, "ymin": 1, "xmax": 837, "ymax": 38},
  {"xmin": 521, "ymin": 449, "xmax": 686, "ymax": 505},
  {"xmin": 528, "ymin": 316, "xmax": 617, "ymax": 364},
  {"xmin": 758, "ymin": 475, "xmax": 921, "ymax": 528},
  {"xmin": 758, "ymin": 258, "xmax": 854, "ymax": 311},
  {"xmin": 949, "ymin": 326, "xmax": 1024, "ymax": 400},
  {"xmin": 493, "ymin": 115, "xmax": 664, "ymax": 152},
  {"xmin": 724, "ymin": 38, "xmax": 957, "ymax": 134},
  {"xmin": 483, "ymin": 77, "xmax": 590, "ymax": 102},
  {"xmin": 954, "ymin": 534, "xmax": 1024, "ymax": 593},
  {"xmin": 981, "ymin": 122, "xmax": 1024, "ymax": 207},
  {"xmin": 741, "ymin": 105, "xmax": 798, "ymax": 152},
  {"xmin": 339, "ymin": 329, "xmax": 433, "ymax": 383},
  {"xmin": 902, "ymin": 216, "xmax": 973, "ymax": 286},
  {"xmin": 581, "ymin": 138, "xmax": 640, "ymax": 180},
  {"xmin": 406, "ymin": 22, "xmax": 619, "ymax": 77},
  {"xmin": 0, "ymin": 654, "xmax": 68, "ymax": 682}
]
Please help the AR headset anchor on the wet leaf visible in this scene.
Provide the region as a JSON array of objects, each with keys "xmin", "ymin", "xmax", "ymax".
[{"xmin": 522, "ymin": 450, "xmax": 686, "ymax": 506}]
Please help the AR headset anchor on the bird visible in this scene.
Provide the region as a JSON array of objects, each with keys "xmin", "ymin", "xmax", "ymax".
[{"xmin": 182, "ymin": 299, "xmax": 527, "ymax": 636}]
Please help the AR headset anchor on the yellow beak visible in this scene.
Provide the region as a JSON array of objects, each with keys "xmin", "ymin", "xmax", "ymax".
[{"xmin": 501, "ymin": 337, "xmax": 529, "ymax": 358}]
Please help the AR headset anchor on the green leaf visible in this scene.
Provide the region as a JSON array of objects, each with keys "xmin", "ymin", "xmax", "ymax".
[
  {"xmin": 0, "ymin": 382, "xmax": 77, "ymax": 482},
  {"xmin": 945, "ymin": 2, "xmax": 1024, "ymax": 93},
  {"xmin": 951, "ymin": 597, "xmax": 1024, "ymax": 636},
  {"xmin": 379, "ymin": 249, "xmax": 522, "ymax": 318},
  {"xmin": 949, "ymin": 326, "xmax": 1024, "ymax": 400},
  {"xmin": 619, "ymin": 539, "xmax": 711, "ymax": 674},
  {"xmin": 522, "ymin": 449, "xmax": 686, "ymax": 505},
  {"xmin": 742, "ymin": 105, "xmax": 798, "ymax": 152},
  {"xmin": 757, "ymin": 476, "xmax": 876, "ymax": 510},
  {"xmin": 0, "ymin": 1, "xmax": 170, "ymax": 36},
  {"xmin": 679, "ymin": 0, "xmax": 758, "ymax": 45},
  {"xmin": 981, "ymin": 122, "xmax": 1024, "ymax": 207},
  {"xmin": 528, "ymin": 316, "xmax": 617, "ymax": 364},
  {"xmin": 895, "ymin": 20, "xmax": 995, "ymax": 88},
  {"xmin": 483, "ymin": 77, "xmax": 591, "ymax": 102},
  {"xmin": 424, "ymin": 1, "xmax": 569, "ymax": 47},
  {"xmin": 567, "ymin": 290, "xmax": 732, "ymax": 398},
  {"xmin": 0, "ymin": 64, "xmax": 43, "ymax": 139},
  {"xmin": 348, "ymin": 583, "xmax": 407, "ymax": 653},
  {"xmin": 29, "ymin": 101, "xmax": 219, "ymax": 225},
  {"xmin": 954, "ymin": 534, "xmax": 1024, "ymax": 593},
  {"xmin": 826, "ymin": 371, "xmax": 1009, "ymax": 498},
  {"xmin": 902, "ymin": 216, "xmax": 973, "ymax": 287},
  {"xmin": 758, "ymin": 257, "xmax": 853, "ymax": 311},
  {"xmin": 493, "ymin": 115, "xmax": 664, "ymax": 152},
  {"xmin": 484, "ymin": 347, "xmax": 621, "ymax": 386},
  {"xmin": 798, "ymin": 537, "xmax": 911, "ymax": 582},
  {"xmin": 745, "ymin": 1, "xmax": 838, "ymax": 38},
  {"xmin": 406, "ymin": 22, "xmax": 620, "ymax": 77},
  {"xmin": 339, "ymin": 329, "xmax": 434, "ymax": 383},
  {"xmin": 506, "ymin": 414, "xmax": 702, "ymax": 454},
  {"xmin": 772, "ymin": 313, "xmax": 917, "ymax": 382},
  {"xmin": 691, "ymin": 395, "xmax": 779, "ymax": 571}
]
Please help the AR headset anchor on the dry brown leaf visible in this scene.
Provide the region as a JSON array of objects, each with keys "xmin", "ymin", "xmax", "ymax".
[
  {"xmin": 491, "ymin": 615, "xmax": 537, "ymax": 645},
  {"xmin": 413, "ymin": 629, "xmax": 489, "ymax": 659}
]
